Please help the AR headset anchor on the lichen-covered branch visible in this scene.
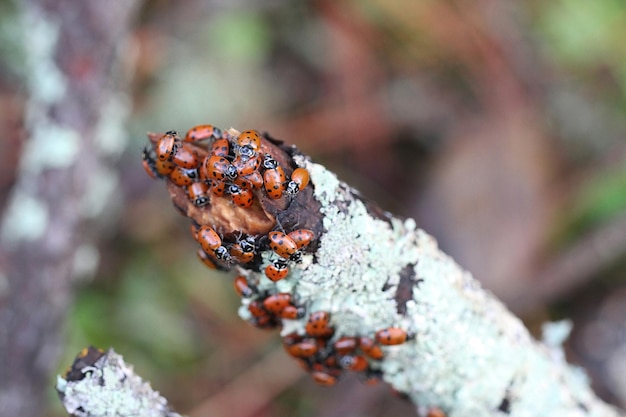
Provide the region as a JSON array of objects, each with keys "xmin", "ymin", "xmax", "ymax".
[
  {"xmin": 0, "ymin": 1, "xmax": 139, "ymax": 416},
  {"xmin": 57, "ymin": 347, "xmax": 183, "ymax": 417},
  {"xmin": 142, "ymin": 127, "xmax": 625, "ymax": 417}
]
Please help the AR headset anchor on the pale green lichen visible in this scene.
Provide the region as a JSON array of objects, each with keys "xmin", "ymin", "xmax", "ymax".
[
  {"xmin": 57, "ymin": 350, "xmax": 182, "ymax": 417},
  {"xmin": 237, "ymin": 157, "xmax": 623, "ymax": 417},
  {"xmin": 0, "ymin": 191, "xmax": 49, "ymax": 245}
]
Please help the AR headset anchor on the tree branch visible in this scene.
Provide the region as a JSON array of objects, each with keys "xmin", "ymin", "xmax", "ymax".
[
  {"xmin": 57, "ymin": 347, "xmax": 183, "ymax": 417},
  {"xmin": 0, "ymin": 1, "xmax": 139, "ymax": 416},
  {"xmin": 139, "ymin": 128, "xmax": 625, "ymax": 417}
]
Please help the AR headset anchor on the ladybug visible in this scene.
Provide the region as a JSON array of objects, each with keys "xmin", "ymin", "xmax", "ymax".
[
  {"xmin": 213, "ymin": 245, "xmax": 232, "ymax": 262},
  {"xmin": 333, "ymin": 337, "xmax": 358, "ymax": 355},
  {"xmin": 172, "ymin": 143, "xmax": 200, "ymax": 169},
  {"xmin": 279, "ymin": 305, "xmax": 304, "ymax": 319},
  {"xmin": 311, "ymin": 371, "xmax": 337, "ymax": 386},
  {"xmin": 185, "ymin": 124, "xmax": 222, "ymax": 142},
  {"xmin": 196, "ymin": 226, "xmax": 221, "ymax": 253},
  {"xmin": 233, "ymin": 154, "xmax": 261, "ymax": 176},
  {"xmin": 142, "ymin": 160, "xmax": 157, "ymax": 180},
  {"xmin": 262, "ymin": 293, "xmax": 292, "ymax": 314},
  {"xmin": 268, "ymin": 231, "xmax": 299, "ymax": 260},
  {"xmin": 287, "ymin": 340, "xmax": 318, "ymax": 358},
  {"xmin": 282, "ymin": 332, "xmax": 303, "ymax": 345},
  {"xmin": 141, "ymin": 146, "xmax": 159, "ymax": 179},
  {"xmin": 210, "ymin": 180, "xmax": 226, "ymax": 197},
  {"xmin": 262, "ymin": 155, "xmax": 286, "ymax": 199},
  {"xmin": 287, "ymin": 229, "xmax": 314, "ymax": 249},
  {"xmin": 230, "ymin": 236, "xmax": 255, "ymax": 264},
  {"xmin": 306, "ymin": 311, "xmax": 334, "ymax": 338},
  {"xmin": 358, "ymin": 337, "xmax": 383, "ymax": 360},
  {"xmin": 237, "ymin": 130, "xmax": 261, "ymax": 152},
  {"xmin": 197, "ymin": 249, "xmax": 217, "ymax": 269},
  {"xmin": 339, "ymin": 355, "xmax": 368, "ymax": 372},
  {"xmin": 234, "ymin": 275, "xmax": 255, "ymax": 297},
  {"xmin": 265, "ymin": 258, "xmax": 289, "ymax": 282},
  {"xmin": 237, "ymin": 144, "xmax": 256, "ymax": 160},
  {"xmin": 248, "ymin": 300, "xmax": 267, "ymax": 318},
  {"xmin": 210, "ymin": 138, "xmax": 230, "ymax": 157},
  {"xmin": 427, "ymin": 408, "xmax": 447, "ymax": 417},
  {"xmin": 375, "ymin": 327, "xmax": 409, "ymax": 346},
  {"xmin": 190, "ymin": 223, "xmax": 199, "ymax": 239},
  {"xmin": 202, "ymin": 155, "xmax": 238, "ymax": 181},
  {"xmin": 234, "ymin": 171, "xmax": 263, "ymax": 190},
  {"xmin": 187, "ymin": 182, "xmax": 210, "ymax": 207},
  {"xmin": 228, "ymin": 184, "xmax": 254, "ymax": 208},
  {"xmin": 360, "ymin": 370, "xmax": 382, "ymax": 386},
  {"xmin": 285, "ymin": 167, "xmax": 310, "ymax": 197},
  {"xmin": 155, "ymin": 158, "xmax": 176, "ymax": 176},
  {"xmin": 156, "ymin": 131, "xmax": 180, "ymax": 161},
  {"xmin": 169, "ymin": 167, "xmax": 198, "ymax": 186}
]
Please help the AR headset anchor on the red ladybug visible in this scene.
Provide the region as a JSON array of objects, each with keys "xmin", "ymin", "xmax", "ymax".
[
  {"xmin": 339, "ymin": 355, "xmax": 368, "ymax": 372},
  {"xmin": 156, "ymin": 131, "xmax": 180, "ymax": 161},
  {"xmin": 287, "ymin": 340, "xmax": 318, "ymax": 358},
  {"xmin": 333, "ymin": 337, "xmax": 358, "ymax": 355},
  {"xmin": 287, "ymin": 229, "xmax": 314, "ymax": 249},
  {"xmin": 268, "ymin": 231, "xmax": 298, "ymax": 260},
  {"xmin": 279, "ymin": 305, "xmax": 304, "ymax": 319},
  {"xmin": 262, "ymin": 155, "xmax": 286, "ymax": 199},
  {"xmin": 375, "ymin": 327, "xmax": 409, "ymax": 346},
  {"xmin": 142, "ymin": 161, "xmax": 157, "ymax": 179},
  {"xmin": 187, "ymin": 182, "xmax": 210, "ymax": 207},
  {"xmin": 210, "ymin": 138, "xmax": 230, "ymax": 157},
  {"xmin": 202, "ymin": 155, "xmax": 238, "ymax": 181},
  {"xmin": 262, "ymin": 293, "xmax": 292, "ymax": 314},
  {"xmin": 360, "ymin": 370, "xmax": 382, "ymax": 386},
  {"xmin": 155, "ymin": 158, "xmax": 176, "ymax": 176},
  {"xmin": 197, "ymin": 249, "xmax": 217, "ymax": 269},
  {"xmin": 213, "ymin": 245, "xmax": 232, "ymax": 262},
  {"xmin": 358, "ymin": 337, "xmax": 384, "ymax": 360},
  {"xmin": 172, "ymin": 143, "xmax": 200, "ymax": 169},
  {"xmin": 311, "ymin": 371, "xmax": 337, "ymax": 386},
  {"xmin": 228, "ymin": 184, "xmax": 254, "ymax": 208},
  {"xmin": 282, "ymin": 332, "xmax": 303, "ymax": 346},
  {"xmin": 285, "ymin": 167, "xmax": 310, "ymax": 197},
  {"xmin": 234, "ymin": 171, "xmax": 263, "ymax": 190},
  {"xmin": 210, "ymin": 180, "xmax": 226, "ymax": 197},
  {"xmin": 196, "ymin": 226, "xmax": 222, "ymax": 253},
  {"xmin": 141, "ymin": 146, "xmax": 159, "ymax": 179},
  {"xmin": 185, "ymin": 124, "xmax": 222, "ymax": 142},
  {"xmin": 233, "ymin": 154, "xmax": 261, "ymax": 176},
  {"xmin": 237, "ymin": 130, "xmax": 261, "ymax": 152},
  {"xmin": 427, "ymin": 408, "xmax": 447, "ymax": 417},
  {"xmin": 169, "ymin": 167, "xmax": 198, "ymax": 186},
  {"xmin": 248, "ymin": 300, "xmax": 267, "ymax": 318},
  {"xmin": 265, "ymin": 259, "xmax": 289, "ymax": 282},
  {"xmin": 234, "ymin": 275, "xmax": 255, "ymax": 297},
  {"xmin": 230, "ymin": 236, "xmax": 255, "ymax": 264},
  {"xmin": 306, "ymin": 311, "xmax": 334, "ymax": 338}
]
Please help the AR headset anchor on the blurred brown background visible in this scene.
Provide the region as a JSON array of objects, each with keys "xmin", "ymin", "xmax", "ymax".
[{"xmin": 1, "ymin": 0, "xmax": 625, "ymax": 416}]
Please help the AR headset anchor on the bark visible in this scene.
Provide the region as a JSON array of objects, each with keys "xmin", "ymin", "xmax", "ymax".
[{"xmin": 0, "ymin": 1, "xmax": 139, "ymax": 416}]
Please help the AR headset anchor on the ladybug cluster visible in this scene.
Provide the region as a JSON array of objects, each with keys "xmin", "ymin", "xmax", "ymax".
[
  {"xmin": 142, "ymin": 124, "xmax": 412, "ymax": 387},
  {"xmin": 233, "ymin": 274, "xmax": 412, "ymax": 386},
  {"xmin": 142, "ymin": 126, "xmax": 310, "ymax": 210}
]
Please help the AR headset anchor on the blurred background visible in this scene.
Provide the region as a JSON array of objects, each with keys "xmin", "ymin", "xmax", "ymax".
[{"xmin": 1, "ymin": 0, "xmax": 625, "ymax": 416}]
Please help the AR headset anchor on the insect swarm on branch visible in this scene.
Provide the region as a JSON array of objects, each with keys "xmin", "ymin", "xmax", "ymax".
[{"xmin": 139, "ymin": 125, "xmax": 624, "ymax": 417}]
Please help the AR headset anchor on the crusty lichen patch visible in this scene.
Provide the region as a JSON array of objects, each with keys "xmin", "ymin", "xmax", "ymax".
[
  {"xmin": 57, "ymin": 350, "xmax": 182, "ymax": 417},
  {"xmin": 236, "ymin": 157, "xmax": 623, "ymax": 417}
]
